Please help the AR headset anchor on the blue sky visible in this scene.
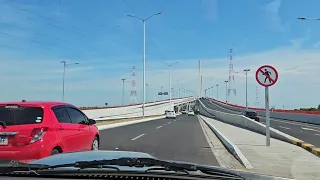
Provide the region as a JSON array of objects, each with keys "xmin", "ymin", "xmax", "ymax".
[{"xmin": 1, "ymin": 0, "xmax": 320, "ymax": 109}]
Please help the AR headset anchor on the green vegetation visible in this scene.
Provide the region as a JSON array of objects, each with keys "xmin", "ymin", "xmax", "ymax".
[{"xmin": 299, "ymin": 104, "xmax": 320, "ymax": 111}]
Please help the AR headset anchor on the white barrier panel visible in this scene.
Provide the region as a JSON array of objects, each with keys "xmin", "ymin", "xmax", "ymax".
[
  {"xmin": 199, "ymin": 99, "xmax": 301, "ymax": 144},
  {"xmin": 83, "ymin": 97, "xmax": 196, "ymax": 120}
]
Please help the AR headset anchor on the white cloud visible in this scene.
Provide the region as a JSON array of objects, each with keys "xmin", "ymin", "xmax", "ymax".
[{"xmin": 263, "ymin": 0, "xmax": 289, "ymax": 33}]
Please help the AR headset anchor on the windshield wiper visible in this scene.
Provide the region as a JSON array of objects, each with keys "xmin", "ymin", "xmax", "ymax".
[
  {"xmin": 0, "ymin": 158, "xmax": 245, "ymax": 179},
  {"xmin": 38, "ymin": 157, "xmax": 245, "ymax": 179}
]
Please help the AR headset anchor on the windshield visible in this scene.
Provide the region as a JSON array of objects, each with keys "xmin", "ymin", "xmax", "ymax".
[
  {"xmin": 0, "ymin": 106, "xmax": 43, "ymax": 126},
  {"xmin": 246, "ymin": 112, "xmax": 257, "ymax": 116},
  {"xmin": 0, "ymin": 1, "xmax": 319, "ymax": 180}
]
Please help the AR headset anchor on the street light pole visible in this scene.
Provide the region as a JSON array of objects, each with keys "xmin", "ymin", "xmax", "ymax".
[
  {"xmin": 161, "ymin": 61, "xmax": 179, "ymax": 105},
  {"xmin": 224, "ymin": 81, "xmax": 228, "ymax": 103},
  {"xmin": 216, "ymin": 84, "xmax": 219, "ymax": 100},
  {"xmin": 60, "ymin": 61, "xmax": 79, "ymax": 102},
  {"xmin": 146, "ymin": 83, "xmax": 149, "ymax": 102},
  {"xmin": 127, "ymin": 12, "xmax": 162, "ymax": 118},
  {"xmin": 244, "ymin": 69, "xmax": 250, "ymax": 110},
  {"xmin": 121, "ymin": 78, "xmax": 126, "ymax": 107},
  {"xmin": 211, "ymin": 86, "xmax": 213, "ymax": 98},
  {"xmin": 298, "ymin": 17, "xmax": 320, "ymax": 20}
]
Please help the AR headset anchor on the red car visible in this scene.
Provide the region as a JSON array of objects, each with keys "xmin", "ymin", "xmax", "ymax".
[{"xmin": 0, "ymin": 101, "xmax": 100, "ymax": 162}]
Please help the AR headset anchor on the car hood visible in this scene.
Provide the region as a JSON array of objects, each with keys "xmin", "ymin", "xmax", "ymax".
[{"xmin": 29, "ymin": 150, "xmax": 293, "ymax": 180}]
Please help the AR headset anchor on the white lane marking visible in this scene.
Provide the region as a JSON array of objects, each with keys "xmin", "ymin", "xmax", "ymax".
[
  {"xmin": 301, "ymin": 127, "xmax": 320, "ymax": 133},
  {"xmin": 279, "ymin": 126, "xmax": 290, "ymax": 130},
  {"xmin": 315, "ymin": 134, "xmax": 320, "ymax": 136},
  {"xmin": 156, "ymin": 126, "xmax": 162, "ymax": 129},
  {"xmin": 131, "ymin": 134, "xmax": 145, "ymax": 141},
  {"xmin": 168, "ymin": 122, "xmax": 171, "ymax": 124}
]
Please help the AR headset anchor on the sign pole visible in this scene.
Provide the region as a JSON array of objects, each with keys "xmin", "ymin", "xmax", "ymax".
[
  {"xmin": 256, "ymin": 65, "xmax": 278, "ymax": 147},
  {"xmin": 265, "ymin": 86, "xmax": 270, "ymax": 146}
]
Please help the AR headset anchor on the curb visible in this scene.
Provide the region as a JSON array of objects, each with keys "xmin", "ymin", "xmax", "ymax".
[
  {"xmin": 293, "ymin": 140, "xmax": 320, "ymax": 157},
  {"xmin": 198, "ymin": 115, "xmax": 253, "ymax": 169},
  {"xmin": 97, "ymin": 116, "xmax": 165, "ymax": 130}
]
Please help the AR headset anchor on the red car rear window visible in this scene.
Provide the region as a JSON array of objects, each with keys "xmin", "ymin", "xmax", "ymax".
[{"xmin": 0, "ymin": 105, "xmax": 44, "ymax": 126}]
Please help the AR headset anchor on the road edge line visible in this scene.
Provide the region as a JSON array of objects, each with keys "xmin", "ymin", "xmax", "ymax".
[{"xmin": 198, "ymin": 115, "xmax": 253, "ymax": 169}]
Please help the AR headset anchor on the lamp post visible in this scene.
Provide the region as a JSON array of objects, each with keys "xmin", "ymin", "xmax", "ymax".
[
  {"xmin": 298, "ymin": 17, "xmax": 320, "ymax": 20},
  {"xmin": 121, "ymin": 78, "xmax": 126, "ymax": 107},
  {"xmin": 60, "ymin": 61, "xmax": 79, "ymax": 102},
  {"xmin": 127, "ymin": 12, "xmax": 162, "ymax": 118},
  {"xmin": 224, "ymin": 80, "xmax": 228, "ymax": 103},
  {"xmin": 161, "ymin": 61, "xmax": 179, "ymax": 104},
  {"xmin": 216, "ymin": 84, "xmax": 219, "ymax": 100},
  {"xmin": 160, "ymin": 85, "xmax": 164, "ymax": 100},
  {"xmin": 211, "ymin": 86, "xmax": 213, "ymax": 98}
]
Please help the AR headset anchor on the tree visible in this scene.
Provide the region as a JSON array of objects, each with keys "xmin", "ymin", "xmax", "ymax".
[
  {"xmin": 318, "ymin": 104, "xmax": 320, "ymax": 110},
  {"xmin": 105, "ymin": 103, "xmax": 108, "ymax": 106}
]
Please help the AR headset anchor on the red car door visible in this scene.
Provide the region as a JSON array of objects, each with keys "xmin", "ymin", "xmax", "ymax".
[
  {"xmin": 51, "ymin": 106, "xmax": 79, "ymax": 152},
  {"xmin": 66, "ymin": 107, "xmax": 93, "ymax": 151}
]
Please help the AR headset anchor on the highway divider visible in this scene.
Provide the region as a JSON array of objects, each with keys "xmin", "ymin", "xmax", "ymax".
[
  {"xmin": 199, "ymin": 99, "xmax": 320, "ymax": 157},
  {"xmin": 83, "ymin": 97, "xmax": 196, "ymax": 121},
  {"xmin": 206, "ymin": 98, "xmax": 320, "ymax": 125}
]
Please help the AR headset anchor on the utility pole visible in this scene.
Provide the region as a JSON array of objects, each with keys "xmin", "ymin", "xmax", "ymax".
[
  {"xmin": 228, "ymin": 49, "xmax": 236, "ymax": 103},
  {"xmin": 255, "ymin": 86, "xmax": 259, "ymax": 107}
]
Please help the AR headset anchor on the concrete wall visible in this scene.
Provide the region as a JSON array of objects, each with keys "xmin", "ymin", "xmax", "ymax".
[
  {"xmin": 205, "ymin": 98, "xmax": 320, "ymax": 125},
  {"xmin": 199, "ymin": 99, "xmax": 302, "ymax": 144}
]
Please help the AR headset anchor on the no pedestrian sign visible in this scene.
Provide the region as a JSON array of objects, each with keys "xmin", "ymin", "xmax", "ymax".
[{"xmin": 255, "ymin": 65, "xmax": 278, "ymax": 87}]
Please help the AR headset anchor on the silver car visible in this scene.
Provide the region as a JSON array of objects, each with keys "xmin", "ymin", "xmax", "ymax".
[
  {"xmin": 187, "ymin": 111, "xmax": 195, "ymax": 116},
  {"xmin": 165, "ymin": 110, "xmax": 176, "ymax": 119}
]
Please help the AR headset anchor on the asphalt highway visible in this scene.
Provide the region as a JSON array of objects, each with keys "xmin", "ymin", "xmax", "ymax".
[
  {"xmin": 201, "ymin": 98, "xmax": 320, "ymax": 147},
  {"xmin": 99, "ymin": 114, "xmax": 220, "ymax": 166}
]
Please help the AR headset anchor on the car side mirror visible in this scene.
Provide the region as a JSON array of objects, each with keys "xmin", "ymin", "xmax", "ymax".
[{"xmin": 88, "ymin": 119, "xmax": 96, "ymax": 125}]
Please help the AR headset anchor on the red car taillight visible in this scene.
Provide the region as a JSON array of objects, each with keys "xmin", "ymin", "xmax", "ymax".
[{"xmin": 29, "ymin": 127, "xmax": 49, "ymax": 144}]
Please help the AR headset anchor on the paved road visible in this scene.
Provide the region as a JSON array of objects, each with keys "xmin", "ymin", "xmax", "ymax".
[
  {"xmin": 201, "ymin": 98, "xmax": 320, "ymax": 147},
  {"xmin": 99, "ymin": 114, "xmax": 219, "ymax": 166}
]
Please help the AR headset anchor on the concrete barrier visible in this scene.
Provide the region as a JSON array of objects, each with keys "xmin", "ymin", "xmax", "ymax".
[
  {"xmin": 198, "ymin": 115, "xmax": 253, "ymax": 169},
  {"xmin": 83, "ymin": 97, "xmax": 196, "ymax": 120},
  {"xmin": 199, "ymin": 99, "xmax": 302, "ymax": 145},
  {"xmin": 205, "ymin": 98, "xmax": 320, "ymax": 125}
]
